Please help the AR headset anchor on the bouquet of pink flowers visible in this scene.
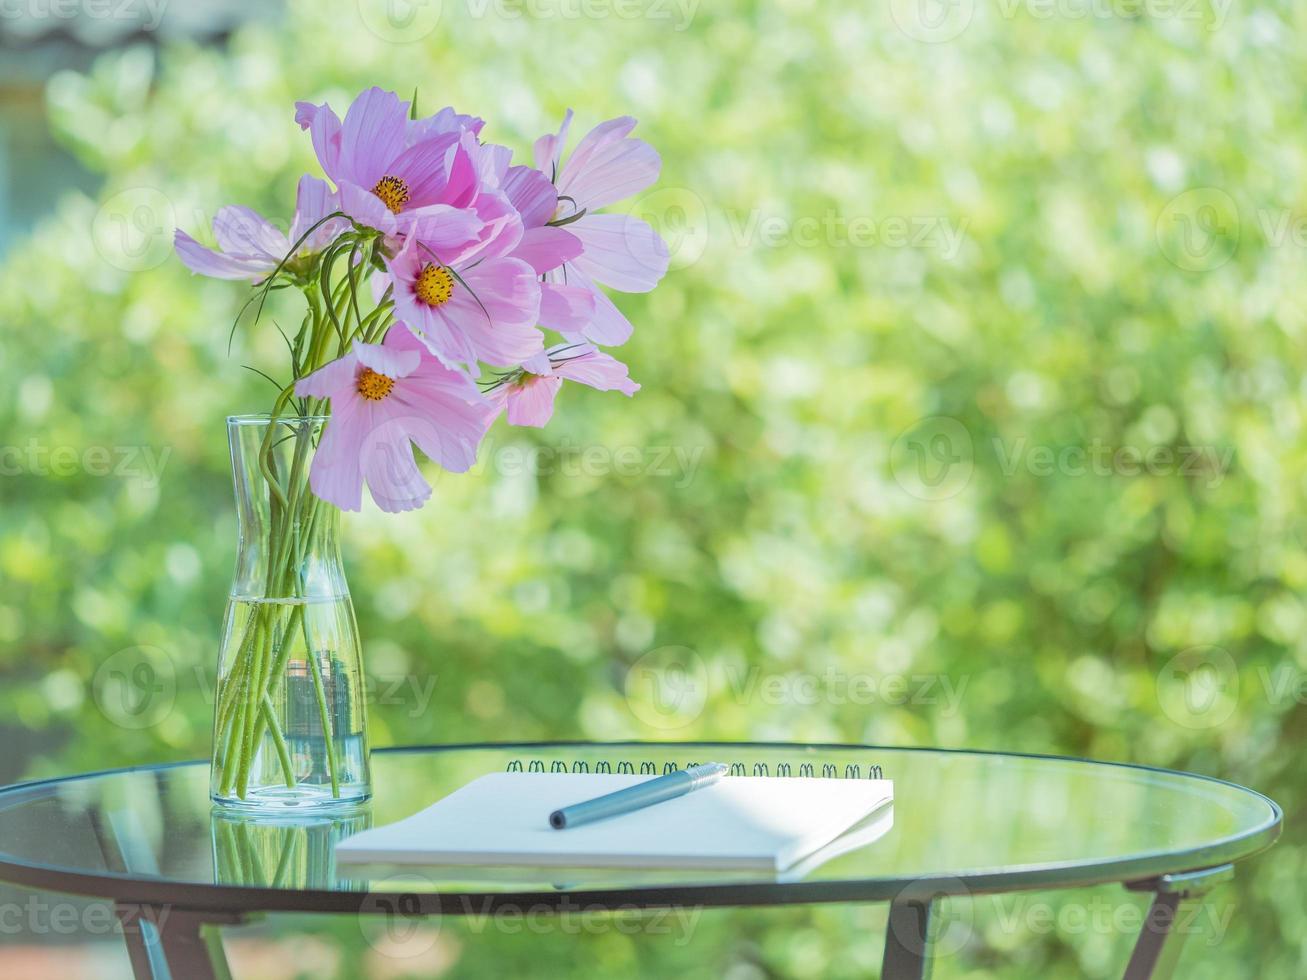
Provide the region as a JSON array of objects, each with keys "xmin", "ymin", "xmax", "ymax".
[
  {"xmin": 178, "ymin": 88, "xmax": 666, "ymax": 807},
  {"xmin": 177, "ymin": 86, "xmax": 667, "ymax": 512}
]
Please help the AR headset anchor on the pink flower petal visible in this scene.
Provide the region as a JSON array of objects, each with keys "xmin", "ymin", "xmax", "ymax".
[
  {"xmin": 502, "ymin": 164, "xmax": 557, "ymax": 229},
  {"xmin": 511, "ymin": 226, "xmax": 581, "ymax": 275},
  {"xmin": 402, "ymin": 302, "xmax": 483, "ymax": 375},
  {"xmin": 338, "ymin": 87, "xmax": 408, "ymax": 190},
  {"xmin": 434, "ymin": 190, "xmax": 521, "ymax": 266},
  {"xmin": 393, "ymin": 378, "xmax": 495, "ymax": 472},
  {"xmin": 559, "ymin": 128, "xmax": 660, "ymax": 212},
  {"xmin": 532, "ymin": 109, "xmax": 574, "ymax": 177},
  {"xmin": 291, "ymin": 175, "xmax": 345, "ymax": 251},
  {"xmin": 506, "ymin": 376, "xmax": 562, "ymax": 427},
  {"xmin": 354, "ymin": 341, "xmax": 421, "ymax": 380},
  {"xmin": 439, "ymin": 135, "xmax": 481, "ymax": 209},
  {"xmin": 471, "ymin": 141, "xmax": 513, "ymax": 189},
  {"xmin": 338, "ymin": 181, "xmax": 398, "ymax": 235},
  {"xmin": 521, "ymin": 351, "xmax": 555, "ymax": 375},
  {"xmin": 568, "ymin": 213, "xmax": 669, "ymax": 293},
  {"xmin": 458, "ymin": 256, "xmax": 542, "ymax": 329},
  {"xmin": 294, "ymin": 101, "xmax": 320, "ymax": 130},
  {"xmin": 559, "ymin": 116, "xmax": 637, "ymax": 182},
  {"xmin": 538, "ymin": 282, "xmax": 596, "ymax": 334},
  {"xmin": 407, "ymin": 106, "xmax": 484, "ymax": 144},
  {"xmin": 173, "ymin": 230, "xmax": 274, "ymax": 281},
  {"xmin": 212, "ymin": 206, "xmax": 287, "ymax": 262},
  {"xmin": 357, "ymin": 402, "xmax": 432, "ymax": 513},
  {"xmin": 308, "ymin": 398, "xmax": 368, "ymax": 512},
  {"xmin": 551, "ymin": 266, "xmax": 635, "ymax": 346},
  {"xmin": 297, "ymin": 101, "xmax": 343, "ymax": 183},
  {"xmin": 552, "ymin": 347, "xmax": 640, "ymax": 394},
  {"xmin": 398, "ymin": 204, "xmax": 485, "ymax": 255},
  {"xmin": 295, "ymin": 353, "xmax": 359, "ymax": 400},
  {"xmin": 386, "ymin": 132, "xmax": 459, "ymax": 206}
]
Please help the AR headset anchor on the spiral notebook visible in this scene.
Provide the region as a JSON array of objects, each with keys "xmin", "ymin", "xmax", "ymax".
[{"xmin": 336, "ymin": 757, "xmax": 893, "ymax": 872}]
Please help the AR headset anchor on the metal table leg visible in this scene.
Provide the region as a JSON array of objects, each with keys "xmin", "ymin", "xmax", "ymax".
[
  {"xmin": 116, "ymin": 904, "xmax": 242, "ymax": 980},
  {"xmin": 1122, "ymin": 865, "xmax": 1234, "ymax": 980},
  {"xmin": 882, "ymin": 898, "xmax": 938, "ymax": 980}
]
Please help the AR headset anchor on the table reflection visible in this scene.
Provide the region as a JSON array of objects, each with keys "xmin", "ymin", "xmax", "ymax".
[{"xmin": 210, "ymin": 806, "xmax": 372, "ymax": 889}]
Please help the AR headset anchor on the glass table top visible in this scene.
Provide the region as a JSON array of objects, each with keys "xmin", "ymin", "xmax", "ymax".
[{"xmin": 0, "ymin": 743, "xmax": 1281, "ymax": 912}]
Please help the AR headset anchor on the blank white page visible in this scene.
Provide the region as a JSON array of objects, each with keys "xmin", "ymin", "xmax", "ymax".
[{"xmin": 336, "ymin": 772, "xmax": 894, "ymax": 872}]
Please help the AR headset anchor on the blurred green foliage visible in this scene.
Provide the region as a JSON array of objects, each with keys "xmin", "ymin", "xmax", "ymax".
[{"xmin": 1, "ymin": 0, "xmax": 1305, "ymax": 976}]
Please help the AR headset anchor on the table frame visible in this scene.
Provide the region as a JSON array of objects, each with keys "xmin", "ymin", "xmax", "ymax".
[
  {"xmin": 104, "ymin": 862, "xmax": 1242, "ymax": 980},
  {"xmin": 0, "ymin": 742, "xmax": 1280, "ymax": 980}
]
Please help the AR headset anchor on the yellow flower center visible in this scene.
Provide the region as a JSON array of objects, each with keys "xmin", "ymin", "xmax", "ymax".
[
  {"xmin": 415, "ymin": 263, "xmax": 455, "ymax": 307},
  {"xmin": 371, "ymin": 175, "xmax": 410, "ymax": 214},
  {"xmin": 356, "ymin": 368, "xmax": 395, "ymax": 401}
]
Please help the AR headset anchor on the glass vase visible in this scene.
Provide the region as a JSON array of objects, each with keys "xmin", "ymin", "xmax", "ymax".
[{"xmin": 210, "ymin": 415, "xmax": 371, "ymax": 810}]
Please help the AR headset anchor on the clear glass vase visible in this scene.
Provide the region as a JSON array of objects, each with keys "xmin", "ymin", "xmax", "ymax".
[{"xmin": 210, "ymin": 415, "xmax": 371, "ymax": 810}]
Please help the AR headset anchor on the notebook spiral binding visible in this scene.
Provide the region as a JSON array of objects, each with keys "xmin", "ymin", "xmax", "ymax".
[{"xmin": 506, "ymin": 758, "xmax": 884, "ymax": 780}]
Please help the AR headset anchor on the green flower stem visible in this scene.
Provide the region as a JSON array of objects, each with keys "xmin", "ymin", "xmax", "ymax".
[
  {"xmin": 302, "ymin": 590, "xmax": 341, "ymax": 798},
  {"xmin": 215, "ymin": 821, "xmax": 244, "ymax": 883},
  {"xmin": 271, "ymin": 829, "xmax": 298, "ymax": 888},
  {"xmin": 261, "ymin": 695, "xmax": 296, "ymax": 789},
  {"xmin": 218, "ymin": 684, "xmax": 249, "ymax": 795},
  {"xmin": 236, "ymin": 821, "xmax": 268, "ymax": 884},
  {"xmin": 216, "ymin": 227, "xmax": 387, "ymax": 802},
  {"xmin": 235, "ymin": 618, "xmax": 273, "ymax": 798}
]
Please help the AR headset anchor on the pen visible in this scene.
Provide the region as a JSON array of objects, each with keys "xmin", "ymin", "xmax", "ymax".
[{"xmin": 549, "ymin": 762, "xmax": 729, "ymax": 829}]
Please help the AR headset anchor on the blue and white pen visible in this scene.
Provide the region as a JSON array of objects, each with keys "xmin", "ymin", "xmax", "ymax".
[{"xmin": 549, "ymin": 762, "xmax": 729, "ymax": 830}]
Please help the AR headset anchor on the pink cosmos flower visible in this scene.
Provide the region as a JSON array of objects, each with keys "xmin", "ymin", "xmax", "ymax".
[
  {"xmin": 534, "ymin": 110, "xmax": 670, "ymax": 345},
  {"xmin": 294, "ymin": 87, "xmax": 484, "ymax": 247},
  {"xmin": 294, "ymin": 328, "xmax": 495, "ymax": 513},
  {"xmin": 487, "ymin": 342, "xmax": 639, "ymax": 428},
  {"xmin": 383, "ymin": 235, "xmax": 543, "ymax": 376},
  {"xmin": 174, "ymin": 175, "xmax": 345, "ymax": 281},
  {"xmin": 500, "ymin": 164, "xmax": 595, "ymax": 335},
  {"xmin": 432, "ymin": 134, "xmax": 525, "ymax": 268}
]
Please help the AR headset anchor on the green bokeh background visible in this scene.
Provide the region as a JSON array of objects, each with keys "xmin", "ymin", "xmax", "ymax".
[{"xmin": 1, "ymin": 0, "xmax": 1305, "ymax": 976}]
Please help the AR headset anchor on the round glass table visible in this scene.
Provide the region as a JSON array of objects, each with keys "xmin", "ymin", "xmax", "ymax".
[{"xmin": 0, "ymin": 742, "xmax": 1280, "ymax": 980}]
